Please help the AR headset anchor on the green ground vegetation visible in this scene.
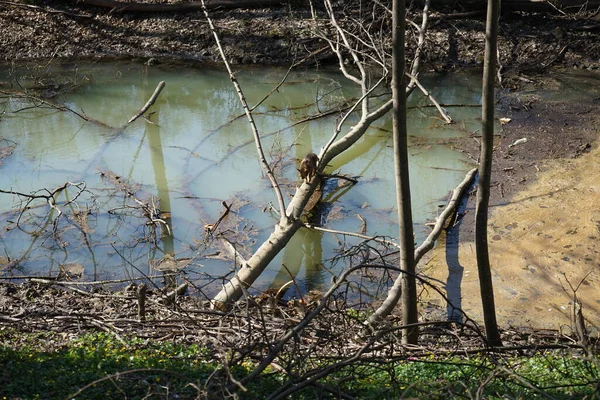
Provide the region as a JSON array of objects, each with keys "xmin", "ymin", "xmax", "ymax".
[{"xmin": 1, "ymin": 329, "xmax": 598, "ymax": 399}]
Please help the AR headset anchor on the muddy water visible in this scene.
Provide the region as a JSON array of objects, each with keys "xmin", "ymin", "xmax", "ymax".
[{"xmin": 0, "ymin": 62, "xmax": 481, "ymax": 295}]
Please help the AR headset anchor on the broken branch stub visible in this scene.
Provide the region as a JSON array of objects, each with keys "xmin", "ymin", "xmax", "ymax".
[{"xmin": 127, "ymin": 81, "xmax": 165, "ymax": 125}]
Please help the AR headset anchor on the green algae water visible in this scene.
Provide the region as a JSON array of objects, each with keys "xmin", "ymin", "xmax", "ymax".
[{"xmin": 0, "ymin": 61, "xmax": 480, "ymax": 295}]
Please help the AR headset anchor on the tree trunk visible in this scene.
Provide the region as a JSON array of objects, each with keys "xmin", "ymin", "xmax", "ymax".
[
  {"xmin": 212, "ymin": 217, "xmax": 302, "ymax": 310},
  {"xmin": 392, "ymin": 0, "xmax": 418, "ymax": 345},
  {"xmin": 475, "ymin": 0, "xmax": 502, "ymax": 348},
  {"xmin": 211, "ymin": 101, "xmax": 392, "ymax": 309}
]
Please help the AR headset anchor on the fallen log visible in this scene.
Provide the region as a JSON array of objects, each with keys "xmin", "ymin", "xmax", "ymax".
[{"xmin": 368, "ymin": 167, "xmax": 479, "ymax": 324}]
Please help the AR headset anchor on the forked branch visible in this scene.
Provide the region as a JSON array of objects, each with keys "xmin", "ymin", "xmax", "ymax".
[{"xmin": 0, "ymin": 181, "xmax": 87, "ymax": 230}]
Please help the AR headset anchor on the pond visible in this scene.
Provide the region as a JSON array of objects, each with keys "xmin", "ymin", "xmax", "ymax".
[{"xmin": 0, "ymin": 61, "xmax": 482, "ymax": 297}]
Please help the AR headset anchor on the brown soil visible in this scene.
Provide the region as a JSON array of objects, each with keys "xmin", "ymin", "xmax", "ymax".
[{"xmin": 0, "ymin": 1, "xmax": 599, "ymax": 70}]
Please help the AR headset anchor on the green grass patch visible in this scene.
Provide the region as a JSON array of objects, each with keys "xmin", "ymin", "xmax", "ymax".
[
  {"xmin": 0, "ymin": 331, "xmax": 217, "ymax": 399},
  {"xmin": 1, "ymin": 330, "xmax": 598, "ymax": 399},
  {"xmin": 328, "ymin": 354, "xmax": 600, "ymax": 399}
]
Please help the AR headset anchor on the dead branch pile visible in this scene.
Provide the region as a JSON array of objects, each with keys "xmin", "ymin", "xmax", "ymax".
[{"xmin": 1, "ymin": 279, "xmax": 595, "ymax": 398}]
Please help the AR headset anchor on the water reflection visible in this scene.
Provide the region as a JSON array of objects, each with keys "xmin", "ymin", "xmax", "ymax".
[
  {"xmin": 0, "ymin": 62, "xmax": 479, "ymax": 296},
  {"xmin": 144, "ymin": 86, "xmax": 177, "ymax": 288}
]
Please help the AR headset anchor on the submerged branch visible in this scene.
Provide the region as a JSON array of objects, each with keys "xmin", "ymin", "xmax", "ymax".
[
  {"xmin": 407, "ymin": 72, "xmax": 452, "ymax": 124},
  {"xmin": 0, "ymin": 181, "xmax": 87, "ymax": 229},
  {"xmin": 0, "ymin": 89, "xmax": 114, "ymax": 129}
]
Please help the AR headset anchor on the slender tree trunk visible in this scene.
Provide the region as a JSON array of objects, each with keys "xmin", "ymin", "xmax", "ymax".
[
  {"xmin": 392, "ymin": 0, "xmax": 418, "ymax": 345},
  {"xmin": 475, "ymin": 0, "xmax": 502, "ymax": 347}
]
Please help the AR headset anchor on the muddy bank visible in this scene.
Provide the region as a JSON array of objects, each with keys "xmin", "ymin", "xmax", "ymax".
[
  {"xmin": 0, "ymin": 1, "xmax": 599, "ymax": 71},
  {"xmin": 423, "ymin": 71, "xmax": 600, "ymax": 330}
]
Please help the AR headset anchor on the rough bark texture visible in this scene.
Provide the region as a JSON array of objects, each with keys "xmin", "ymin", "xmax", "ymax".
[
  {"xmin": 212, "ymin": 218, "xmax": 303, "ymax": 310},
  {"xmin": 475, "ymin": 0, "xmax": 502, "ymax": 348}
]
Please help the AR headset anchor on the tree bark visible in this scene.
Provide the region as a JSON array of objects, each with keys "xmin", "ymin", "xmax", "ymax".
[
  {"xmin": 212, "ymin": 217, "xmax": 302, "ymax": 310},
  {"xmin": 211, "ymin": 101, "xmax": 392, "ymax": 309},
  {"xmin": 392, "ymin": 0, "xmax": 418, "ymax": 345},
  {"xmin": 475, "ymin": 0, "xmax": 502, "ymax": 348}
]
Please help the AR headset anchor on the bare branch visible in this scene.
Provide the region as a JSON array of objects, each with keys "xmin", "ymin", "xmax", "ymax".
[
  {"xmin": 0, "ymin": 181, "xmax": 87, "ymax": 230},
  {"xmin": 306, "ymin": 223, "xmax": 400, "ymax": 249},
  {"xmin": 320, "ymin": 75, "xmax": 389, "ymax": 159},
  {"xmin": 409, "ymin": 0, "xmax": 431, "ymax": 78},
  {"xmin": 406, "ymin": 72, "xmax": 453, "ymax": 123},
  {"xmin": 234, "ymin": 264, "xmax": 370, "ymax": 391},
  {"xmin": 369, "ymin": 167, "xmax": 477, "ymax": 324},
  {"xmin": 126, "ymin": 81, "xmax": 165, "ymax": 124},
  {"xmin": 199, "ymin": 0, "xmax": 288, "ymax": 223}
]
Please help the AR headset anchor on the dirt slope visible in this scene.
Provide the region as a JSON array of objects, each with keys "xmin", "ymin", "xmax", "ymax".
[{"xmin": 424, "ymin": 80, "xmax": 600, "ymax": 331}]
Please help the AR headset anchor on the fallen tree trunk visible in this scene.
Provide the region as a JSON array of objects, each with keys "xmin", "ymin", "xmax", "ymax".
[
  {"xmin": 211, "ymin": 100, "xmax": 393, "ymax": 310},
  {"xmin": 368, "ymin": 167, "xmax": 478, "ymax": 325}
]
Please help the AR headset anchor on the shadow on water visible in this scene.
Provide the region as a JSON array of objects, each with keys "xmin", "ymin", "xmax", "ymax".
[{"xmin": 144, "ymin": 86, "xmax": 178, "ymax": 289}]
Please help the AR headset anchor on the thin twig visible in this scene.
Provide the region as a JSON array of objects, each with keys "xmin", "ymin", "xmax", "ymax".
[
  {"xmin": 306, "ymin": 224, "xmax": 400, "ymax": 249},
  {"xmin": 406, "ymin": 72, "xmax": 452, "ymax": 123},
  {"xmin": 67, "ymin": 369, "xmax": 183, "ymax": 399}
]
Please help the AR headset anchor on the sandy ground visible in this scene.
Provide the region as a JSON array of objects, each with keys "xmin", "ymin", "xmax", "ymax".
[{"xmin": 424, "ymin": 100, "xmax": 600, "ymax": 332}]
